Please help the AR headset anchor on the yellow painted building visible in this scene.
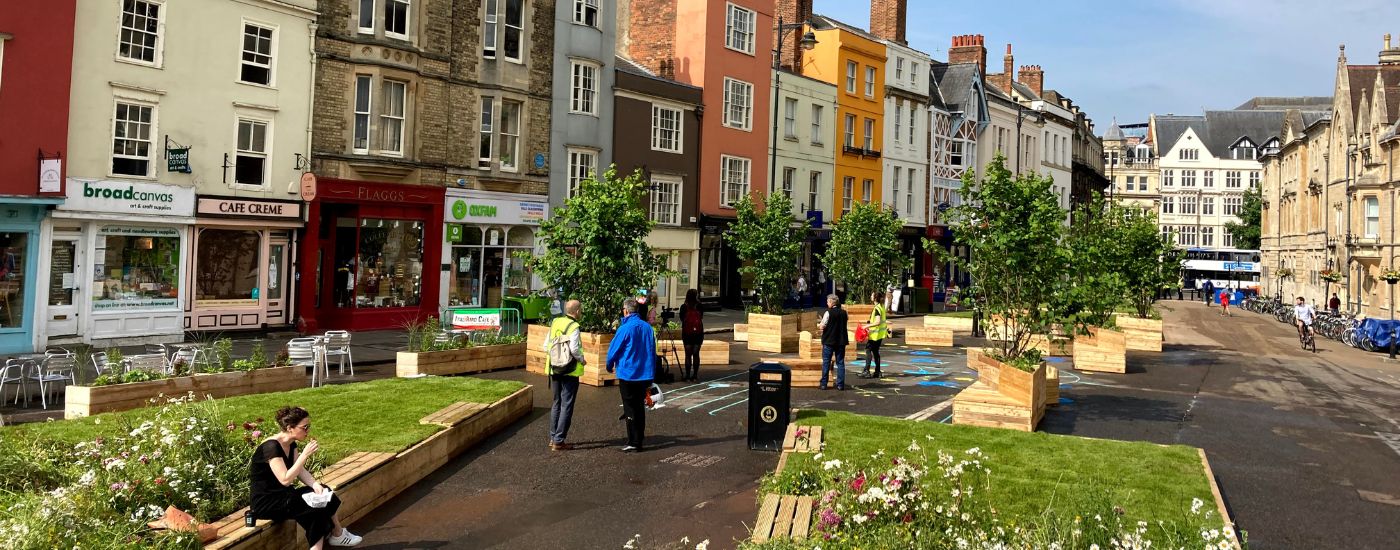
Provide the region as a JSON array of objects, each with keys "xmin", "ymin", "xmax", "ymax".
[{"xmin": 803, "ymin": 16, "xmax": 886, "ymax": 219}]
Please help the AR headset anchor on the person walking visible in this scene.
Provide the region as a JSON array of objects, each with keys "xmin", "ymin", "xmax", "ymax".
[
  {"xmin": 816, "ymin": 294, "xmax": 848, "ymax": 391},
  {"xmin": 544, "ymin": 300, "xmax": 585, "ymax": 451},
  {"xmin": 1328, "ymin": 293, "xmax": 1341, "ymax": 315},
  {"xmin": 606, "ymin": 298, "xmax": 656, "ymax": 452},
  {"xmin": 1202, "ymin": 280, "xmax": 1215, "ymax": 306},
  {"xmin": 1218, "ymin": 287, "xmax": 1231, "ymax": 316},
  {"xmin": 679, "ymin": 289, "xmax": 704, "ymax": 382},
  {"xmin": 861, "ymin": 290, "xmax": 889, "ymax": 379}
]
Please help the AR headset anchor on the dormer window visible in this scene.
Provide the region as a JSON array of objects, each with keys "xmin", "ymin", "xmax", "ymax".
[{"xmin": 1232, "ymin": 138, "xmax": 1256, "ymax": 160}]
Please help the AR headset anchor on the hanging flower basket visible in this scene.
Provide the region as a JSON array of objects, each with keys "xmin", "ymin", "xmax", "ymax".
[
  {"xmin": 1277, "ymin": 268, "xmax": 1295, "ymax": 279},
  {"xmin": 1319, "ymin": 269, "xmax": 1342, "ymax": 283},
  {"xmin": 1382, "ymin": 269, "xmax": 1400, "ymax": 284}
]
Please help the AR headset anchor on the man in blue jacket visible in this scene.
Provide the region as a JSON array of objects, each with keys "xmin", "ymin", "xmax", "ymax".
[{"xmin": 606, "ymin": 297, "xmax": 656, "ymax": 452}]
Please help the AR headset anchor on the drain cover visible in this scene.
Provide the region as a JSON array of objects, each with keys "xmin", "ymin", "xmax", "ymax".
[{"xmin": 660, "ymin": 452, "xmax": 726, "ymax": 468}]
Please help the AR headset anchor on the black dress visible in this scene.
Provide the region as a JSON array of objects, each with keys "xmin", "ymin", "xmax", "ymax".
[{"xmin": 249, "ymin": 439, "xmax": 342, "ymax": 547}]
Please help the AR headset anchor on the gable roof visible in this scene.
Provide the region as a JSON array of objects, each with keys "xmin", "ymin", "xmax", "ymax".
[
  {"xmin": 1346, "ymin": 65, "xmax": 1400, "ymax": 125},
  {"xmin": 930, "ymin": 61, "xmax": 979, "ymax": 114}
]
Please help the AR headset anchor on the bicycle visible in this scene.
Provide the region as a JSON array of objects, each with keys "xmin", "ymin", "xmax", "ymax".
[{"xmin": 1297, "ymin": 321, "xmax": 1316, "ymax": 353}]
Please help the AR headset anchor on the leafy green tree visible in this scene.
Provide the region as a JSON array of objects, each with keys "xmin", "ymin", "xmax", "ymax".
[
  {"xmin": 727, "ymin": 191, "xmax": 808, "ymax": 314},
  {"xmin": 821, "ymin": 202, "xmax": 912, "ymax": 304},
  {"xmin": 938, "ymin": 155, "xmax": 1067, "ymax": 369},
  {"xmin": 1224, "ymin": 188, "xmax": 1261, "ymax": 250},
  {"xmin": 1058, "ymin": 193, "xmax": 1129, "ymax": 334},
  {"xmin": 1119, "ymin": 207, "xmax": 1186, "ymax": 319},
  {"xmin": 525, "ymin": 166, "xmax": 670, "ymax": 332}
]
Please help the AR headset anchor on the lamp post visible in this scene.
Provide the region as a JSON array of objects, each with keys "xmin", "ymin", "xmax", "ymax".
[{"xmin": 769, "ymin": 17, "xmax": 819, "ymax": 195}]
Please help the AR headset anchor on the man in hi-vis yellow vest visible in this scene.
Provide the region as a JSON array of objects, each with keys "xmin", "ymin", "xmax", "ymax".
[
  {"xmin": 860, "ymin": 290, "xmax": 889, "ymax": 379},
  {"xmin": 545, "ymin": 300, "xmax": 585, "ymax": 451}
]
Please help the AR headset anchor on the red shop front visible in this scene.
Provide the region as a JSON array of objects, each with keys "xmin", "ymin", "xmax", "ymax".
[{"xmin": 297, "ymin": 178, "xmax": 445, "ymax": 332}]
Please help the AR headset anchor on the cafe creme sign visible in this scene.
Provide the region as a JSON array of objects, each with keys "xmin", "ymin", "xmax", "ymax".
[{"xmin": 197, "ymin": 198, "xmax": 301, "ymax": 219}]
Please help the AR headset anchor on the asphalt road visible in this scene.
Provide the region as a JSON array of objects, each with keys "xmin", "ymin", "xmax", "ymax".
[{"xmin": 348, "ymin": 303, "xmax": 1400, "ymax": 549}]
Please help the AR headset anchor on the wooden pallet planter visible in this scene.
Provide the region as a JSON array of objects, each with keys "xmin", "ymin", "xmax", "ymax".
[
  {"xmin": 781, "ymin": 424, "xmax": 824, "ymax": 452},
  {"xmin": 396, "ymin": 343, "xmax": 526, "ymax": 377},
  {"xmin": 798, "ymin": 331, "xmax": 856, "ymax": 362},
  {"xmin": 797, "ymin": 311, "xmax": 821, "ymax": 334},
  {"xmin": 207, "ymin": 385, "xmax": 533, "ymax": 550},
  {"xmin": 905, "ymin": 326, "xmax": 953, "ymax": 347},
  {"xmin": 1072, "ymin": 326, "xmax": 1127, "ymax": 374},
  {"xmin": 1045, "ymin": 365, "xmax": 1060, "ymax": 406},
  {"xmin": 766, "ymin": 357, "xmax": 824, "ymax": 388},
  {"xmin": 65, "ymin": 366, "xmax": 303, "ymax": 420},
  {"xmin": 656, "ymin": 339, "xmax": 731, "ymax": 365},
  {"xmin": 1114, "ymin": 314, "xmax": 1164, "ymax": 352},
  {"xmin": 526, "ymin": 326, "xmax": 616, "ymax": 386},
  {"xmin": 733, "ymin": 323, "xmax": 749, "ymax": 342},
  {"xmin": 953, "ymin": 351, "xmax": 1047, "ymax": 432},
  {"xmin": 924, "ymin": 314, "xmax": 974, "ymax": 332},
  {"xmin": 752, "ymin": 494, "xmax": 815, "ymax": 543},
  {"xmin": 748, "ymin": 313, "xmax": 800, "ymax": 353},
  {"xmin": 1029, "ymin": 334, "xmax": 1073, "ymax": 357}
]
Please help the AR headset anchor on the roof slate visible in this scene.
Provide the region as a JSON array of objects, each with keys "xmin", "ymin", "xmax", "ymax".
[
  {"xmin": 1346, "ymin": 65, "xmax": 1400, "ymax": 126},
  {"xmin": 1234, "ymin": 96, "xmax": 1333, "ymax": 111},
  {"xmin": 930, "ymin": 61, "xmax": 979, "ymax": 114}
]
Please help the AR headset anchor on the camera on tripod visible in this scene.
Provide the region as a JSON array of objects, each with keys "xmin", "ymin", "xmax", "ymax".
[{"xmin": 660, "ymin": 307, "xmax": 676, "ymax": 322}]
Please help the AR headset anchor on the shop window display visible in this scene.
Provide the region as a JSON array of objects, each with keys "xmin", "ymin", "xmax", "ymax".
[
  {"xmin": 195, "ymin": 229, "xmax": 260, "ymax": 304},
  {"xmin": 356, "ymin": 219, "xmax": 423, "ymax": 308},
  {"xmin": 0, "ymin": 233, "xmax": 28, "ymax": 328},
  {"xmin": 95, "ymin": 227, "xmax": 181, "ymax": 310},
  {"xmin": 447, "ymin": 225, "xmax": 536, "ymax": 307}
]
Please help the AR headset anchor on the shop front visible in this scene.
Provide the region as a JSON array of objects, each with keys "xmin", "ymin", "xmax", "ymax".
[
  {"xmin": 0, "ymin": 199, "xmax": 62, "ymax": 354},
  {"xmin": 186, "ymin": 197, "xmax": 302, "ymax": 331},
  {"xmin": 441, "ymin": 189, "xmax": 547, "ymax": 310},
  {"xmin": 299, "ymin": 178, "xmax": 444, "ymax": 333},
  {"xmin": 36, "ymin": 179, "xmax": 196, "ymax": 347},
  {"xmin": 698, "ymin": 217, "xmax": 742, "ymax": 309},
  {"xmin": 645, "ymin": 227, "xmax": 699, "ymax": 312}
]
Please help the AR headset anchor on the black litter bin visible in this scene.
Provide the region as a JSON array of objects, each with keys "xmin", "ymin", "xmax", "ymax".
[{"xmin": 748, "ymin": 361, "xmax": 791, "ymax": 451}]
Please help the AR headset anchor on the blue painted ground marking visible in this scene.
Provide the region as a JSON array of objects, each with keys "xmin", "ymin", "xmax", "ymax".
[
  {"xmin": 908, "ymin": 351, "xmax": 934, "ymax": 356},
  {"xmin": 1058, "ymin": 397, "xmax": 1074, "ymax": 404},
  {"xmin": 917, "ymin": 381, "xmax": 962, "ymax": 388},
  {"xmin": 1047, "ymin": 357, "xmax": 1068, "ymax": 363},
  {"xmin": 909, "ymin": 358, "xmax": 942, "ymax": 364},
  {"xmin": 1059, "ymin": 384, "xmax": 1072, "ymax": 390},
  {"xmin": 901, "ymin": 369, "xmax": 945, "ymax": 376}
]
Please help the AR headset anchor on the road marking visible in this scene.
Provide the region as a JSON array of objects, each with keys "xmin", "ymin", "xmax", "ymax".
[
  {"xmin": 682, "ymin": 389, "xmax": 748, "ymax": 413},
  {"xmin": 708, "ymin": 398, "xmax": 749, "ymax": 415},
  {"xmin": 1378, "ymin": 432, "xmax": 1400, "ymax": 460},
  {"xmin": 905, "ymin": 397, "xmax": 954, "ymax": 421}
]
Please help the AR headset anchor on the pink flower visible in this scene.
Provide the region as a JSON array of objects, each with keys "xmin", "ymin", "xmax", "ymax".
[
  {"xmin": 819, "ymin": 508, "xmax": 842, "ymax": 529},
  {"xmin": 850, "ymin": 473, "xmax": 866, "ymax": 492},
  {"xmin": 251, "ymin": 430, "xmax": 262, "ymax": 438}
]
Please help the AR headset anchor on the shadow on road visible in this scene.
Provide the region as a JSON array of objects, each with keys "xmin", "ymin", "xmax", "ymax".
[{"xmin": 1041, "ymin": 393, "xmax": 1185, "ymax": 434}]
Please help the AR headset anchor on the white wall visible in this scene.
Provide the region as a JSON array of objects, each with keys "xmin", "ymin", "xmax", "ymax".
[{"xmin": 770, "ymin": 70, "xmax": 839, "ymax": 218}]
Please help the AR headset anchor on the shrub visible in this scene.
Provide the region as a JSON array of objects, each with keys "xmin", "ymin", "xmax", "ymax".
[{"xmin": 727, "ymin": 191, "xmax": 808, "ymax": 315}]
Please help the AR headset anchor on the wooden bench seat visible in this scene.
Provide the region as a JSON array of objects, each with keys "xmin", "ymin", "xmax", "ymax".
[
  {"xmin": 781, "ymin": 424, "xmax": 823, "ymax": 453},
  {"xmin": 419, "ymin": 402, "xmax": 487, "ymax": 427},
  {"xmin": 752, "ymin": 494, "xmax": 815, "ymax": 543}
]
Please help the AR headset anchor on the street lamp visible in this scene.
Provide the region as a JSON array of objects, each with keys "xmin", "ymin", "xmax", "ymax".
[
  {"xmin": 1014, "ymin": 103, "xmax": 1043, "ymax": 175},
  {"xmin": 769, "ymin": 17, "xmax": 818, "ymax": 194}
]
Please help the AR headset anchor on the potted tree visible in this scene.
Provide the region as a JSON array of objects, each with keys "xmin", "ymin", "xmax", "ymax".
[
  {"xmin": 940, "ymin": 156, "xmax": 1066, "ymax": 430},
  {"xmin": 1109, "ymin": 207, "xmax": 1185, "ymax": 353},
  {"xmin": 820, "ymin": 202, "xmax": 911, "ymax": 340},
  {"xmin": 727, "ymin": 191, "xmax": 809, "ymax": 353},
  {"xmin": 523, "ymin": 166, "xmax": 671, "ymax": 386},
  {"xmin": 1063, "ymin": 194, "xmax": 1132, "ymax": 373}
]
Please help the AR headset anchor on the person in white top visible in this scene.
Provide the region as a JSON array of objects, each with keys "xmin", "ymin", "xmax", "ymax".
[{"xmin": 1294, "ymin": 296, "xmax": 1316, "ymax": 339}]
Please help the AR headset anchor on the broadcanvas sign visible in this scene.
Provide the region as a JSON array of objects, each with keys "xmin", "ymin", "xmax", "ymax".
[{"xmin": 61, "ymin": 179, "xmax": 196, "ymax": 217}]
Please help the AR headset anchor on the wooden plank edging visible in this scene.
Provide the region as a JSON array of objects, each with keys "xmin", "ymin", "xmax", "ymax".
[{"xmin": 1198, "ymin": 448, "xmax": 1242, "ymax": 550}]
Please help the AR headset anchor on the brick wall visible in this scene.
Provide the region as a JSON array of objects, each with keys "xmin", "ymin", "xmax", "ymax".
[
  {"xmin": 1018, "ymin": 65, "xmax": 1044, "ymax": 97},
  {"xmin": 948, "ymin": 34, "xmax": 987, "ymax": 78},
  {"xmin": 868, "ymin": 0, "xmax": 906, "ymax": 45},
  {"xmin": 775, "ymin": 0, "xmax": 812, "ymax": 70},
  {"xmin": 626, "ymin": 0, "xmax": 677, "ymax": 77}
]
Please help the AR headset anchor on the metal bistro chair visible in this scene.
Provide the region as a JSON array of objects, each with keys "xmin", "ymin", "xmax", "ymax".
[
  {"xmin": 170, "ymin": 344, "xmax": 207, "ymax": 374},
  {"xmin": 29, "ymin": 355, "xmax": 77, "ymax": 410},
  {"xmin": 125, "ymin": 353, "xmax": 170, "ymax": 375},
  {"xmin": 321, "ymin": 330, "xmax": 354, "ymax": 376},
  {"xmin": 287, "ymin": 338, "xmax": 329, "ymax": 388},
  {"xmin": 1, "ymin": 358, "xmax": 30, "ymax": 406}
]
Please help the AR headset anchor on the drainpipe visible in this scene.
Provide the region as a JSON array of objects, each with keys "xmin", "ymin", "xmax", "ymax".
[
  {"xmin": 295, "ymin": 20, "xmax": 319, "ymax": 330},
  {"xmin": 1345, "ymin": 144, "xmax": 1354, "ymax": 314}
]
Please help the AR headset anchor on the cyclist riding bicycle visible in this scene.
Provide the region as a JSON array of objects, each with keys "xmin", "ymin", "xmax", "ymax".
[{"xmin": 1294, "ymin": 296, "xmax": 1316, "ymax": 340}]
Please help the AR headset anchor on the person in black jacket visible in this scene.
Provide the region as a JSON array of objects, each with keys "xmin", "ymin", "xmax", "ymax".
[
  {"xmin": 678, "ymin": 289, "xmax": 704, "ymax": 382},
  {"xmin": 816, "ymin": 294, "xmax": 848, "ymax": 390}
]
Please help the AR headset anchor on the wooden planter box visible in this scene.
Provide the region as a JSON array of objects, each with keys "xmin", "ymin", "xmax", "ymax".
[
  {"xmin": 396, "ymin": 343, "xmax": 526, "ymax": 377},
  {"xmin": 1029, "ymin": 334, "xmax": 1073, "ymax": 357},
  {"xmin": 207, "ymin": 385, "xmax": 533, "ymax": 550},
  {"xmin": 1072, "ymin": 326, "xmax": 1127, "ymax": 374},
  {"xmin": 797, "ymin": 310, "xmax": 821, "ymax": 334},
  {"xmin": 924, "ymin": 314, "xmax": 974, "ymax": 332},
  {"xmin": 65, "ymin": 366, "xmax": 303, "ymax": 419},
  {"xmin": 1114, "ymin": 314, "xmax": 1164, "ymax": 352},
  {"xmin": 845, "ymin": 304, "xmax": 877, "ymax": 333},
  {"xmin": 905, "ymin": 327, "xmax": 953, "ymax": 347},
  {"xmin": 798, "ymin": 330, "xmax": 856, "ymax": 362},
  {"xmin": 656, "ymin": 339, "xmax": 731, "ymax": 365},
  {"xmin": 748, "ymin": 313, "xmax": 800, "ymax": 353},
  {"xmin": 1045, "ymin": 364, "xmax": 1060, "ymax": 405},
  {"xmin": 954, "ymin": 351, "xmax": 1047, "ymax": 432},
  {"xmin": 526, "ymin": 325, "xmax": 615, "ymax": 386},
  {"xmin": 733, "ymin": 323, "xmax": 749, "ymax": 342}
]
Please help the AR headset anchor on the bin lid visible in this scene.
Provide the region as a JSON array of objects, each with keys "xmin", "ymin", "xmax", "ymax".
[{"xmin": 750, "ymin": 361, "xmax": 791, "ymax": 373}]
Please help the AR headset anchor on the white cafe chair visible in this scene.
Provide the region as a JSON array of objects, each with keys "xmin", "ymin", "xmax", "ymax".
[{"xmin": 321, "ymin": 330, "xmax": 354, "ymax": 376}]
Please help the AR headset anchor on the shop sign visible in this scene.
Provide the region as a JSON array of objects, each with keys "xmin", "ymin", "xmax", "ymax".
[
  {"xmin": 167, "ymin": 148, "xmax": 192, "ymax": 173},
  {"xmin": 446, "ymin": 195, "xmax": 548, "ymax": 225},
  {"xmin": 94, "ymin": 298, "xmax": 178, "ymax": 311},
  {"xmin": 300, "ymin": 172, "xmax": 318, "ymax": 201},
  {"xmin": 62, "ymin": 179, "xmax": 196, "ymax": 217},
  {"xmin": 39, "ymin": 159, "xmax": 62, "ymax": 193},
  {"xmin": 98, "ymin": 225, "xmax": 182, "ymax": 238},
  {"xmin": 446, "ymin": 224, "xmax": 464, "ymax": 243},
  {"xmin": 448, "ymin": 308, "xmax": 502, "ymax": 331},
  {"xmin": 197, "ymin": 198, "xmax": 300, "ymax": 218}
]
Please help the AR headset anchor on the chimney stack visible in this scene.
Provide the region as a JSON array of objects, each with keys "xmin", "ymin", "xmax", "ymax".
[
  {"xmin": 1381, "ymin": 33, "xmax": 1400, "ymax": 66},
  {"xmin": 1001, "ymin": 44, "xmax": 1014, "ymax": 94},
  {"xmin": 775, "ymin": 0, "xmax": 814, "ymax": 71},
  {"xmin": 948, "ymin": 34, "xmax": 988, "ymax": 79},
  {"xmin": 1018, "ymin": 64, "xmax": 1044, "ymax": 96},
  {"xmin": 869, "ymin": 0, "xmax": 907, "ymax": 45}
]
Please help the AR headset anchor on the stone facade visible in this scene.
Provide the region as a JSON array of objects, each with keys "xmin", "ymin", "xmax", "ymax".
[{"xmin": 1103, "ymin": 122, "xmax": 1160, "ymax": 211}]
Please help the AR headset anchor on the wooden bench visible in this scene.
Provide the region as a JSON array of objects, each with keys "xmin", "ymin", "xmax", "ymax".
[
  {"xmin": 752, "ymin": 494, "xmax": 814, "ymax": 543},
  {"xmin": 781, "ymin": 424, "xmax": 823, "ymax": 452},
  {"xmin": 764, "ymin": 357, "xmax": 823, "ymax": 388},
  {"xmin": 419, "ymin": 402, "xmax": 487, "ymax": 427},
  {"xmin": 797, "ymin": 331, "xmax": 857, "ymax": 362},
  {"xmin": 904, "ymin": 327, "xmax": 953, "ymax": 347}
]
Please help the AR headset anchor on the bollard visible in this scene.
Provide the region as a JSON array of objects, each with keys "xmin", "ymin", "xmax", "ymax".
[
  {"xmin": 1390, "ymin": 328, "xmax": 1397, "ymax": 360},
  {"xmin": 972, "ymin": 309, "xmax": 984, "ymax": 338}
]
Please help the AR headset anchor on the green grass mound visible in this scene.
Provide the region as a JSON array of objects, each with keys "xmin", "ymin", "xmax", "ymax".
[
  {"xmin": 0, "ymin": 377, "xmax": 526, "ymax": 549},
  {"xmin": 750, "ymin": 410, "xmax": 1238, "ymax": 549},
  {"xmin": 927, "ymin": 310, "xmax": 975, "ymax": 318}
]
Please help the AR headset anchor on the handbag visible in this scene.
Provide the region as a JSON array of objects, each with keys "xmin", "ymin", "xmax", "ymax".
[{"xmin": 855, "ymin": 325, "xmax": 870, "ymax": 343}]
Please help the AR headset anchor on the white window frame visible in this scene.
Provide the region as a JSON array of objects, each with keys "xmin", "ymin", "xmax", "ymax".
[
  {"xmin": 1201, "ymin": 226, "xmax": 1214, "ymax": 247},
  {"xmin": 238, "ymin": 21, "xmax": 277, "ymax": 87},
  {"xmin": 722, "ymin": 77, "xmax": 753, "ymax": 131},
  {"xmin": 908, "ymin": 104, "xmax": 916, "ymax": 144},
  {"xmin": 1225, "ymin": 170, "xmax": 1241, "ymax": 188},
  {"xmin": 909, "ymin": 62, "xmax": 918, "ymax": 86},
  {"xmin": 1181, "ymin": 169, "xmax": 1196, "ymax": 187},
  {"xmin": 865, "ymin": 66, "xmax": 876, "ymax": 96},
  {"xmin": 567, "ymin": 147, "xmax": 598, "ymax": 197},
  {"xmin": 724, "ymin": 3, "xmax": 756, "ymax": 55},
  {"xmin": 893, "ymin": 166, "xmax": 902, "ymax": 206},
  {"xmin": 1203, "ymin": 170, "xmax": 1214, "ymax": 187},
  {"xmin": 570, "ymin": 60, "xmax": 599, "ymax": 115},
  {"xmin": 379, "ymin": 79, "xmax": 407, "ymax": 156},
  {"xmin": 1249, "ymin": 171, "xmax": 1260, "ymax": 189},
  {"xmin": 649, "ymin": 175, "xmax": 682, "ymax": 226},
  {"xmin": 233, "ymin": 117, "xmax": 272, "ymax": 187},
  {"xmin": 651, "ymin": 104, "xmax": 683, "ymax": 153},
  {"xmin": 1224, "ymin": 196, "xmax": 1241, "ymax": 216},
  {"xmin": 842, "ymin": 176, "xmax": 854, "ymax": 214},
  {"xmin": 384, "ymin": 0, "xmax": 411, "ymax": 40},
  {"xmin": 1162, "ymin": 169, "xmax": 1174, "ymax": 187},
  {"xmin": 810, "ymin": 104, "xmax": 824, "ymax": 145},
  {"xmin": 844, "ymin": 114, "xmax": 856, "ymax": 147},
  {"xmin": 846, "ymin": 61, "xmax": 857, "ymax": 93},
  {"xmin": 893, "ymin": 102, "xmax": 902, "ymax": 144},
  {"xmin": 1179, "ymin": 148, "xmax": 1199, "ymax": 160},
  {"xmin": 503, "ymin": 0, "xmax": 524, "ymax": 63},
  {"xmin": 1365, "ymin": 196, "xmax": 1380, "ymax": 238},
  {"xmin": 117, "ymin": 0, "xmax": 165, "ymax": 66},
  {"xmin": 358, "ymin": 0, "xmax": 377, "ymax": 34},
  {"xmin": 110, "ymin": 99, "xmax": 157, "ymax": 178},
  {"xmin": 500, "ymin": 99, "xmax": 521, "ymax": 172},
  {"xmin": 782, "ymin": 167, "xmax": 795, "ymax": 200},
  {"xmin": 906, "ymin": 168, "xmax": 915, "ymax": 214},
  {"xmin": 483, "ymin": 0, "xmax": 497, "ymax": 58},
  {"xmin": 863, "ymin": 118, "xmax": 875, "ymax": 150},
  {"xmin": 720, "ymin": 155, "xmax": 751, "ymax": 207},
  {"xmin": 573, "ymin": 0, "xmax": 599, "ymax": 27},
  {"xmin": 1201, "ymin": 195, "xmax": 1214, "ymax": 215},
  {"xmin": 783, "ymin": 98, "xmax": 797, "ymax": 139},
  {"xmin": 1161, "ymin": 195, "xmax": 1175, "ymax": 214},
  {"xmin": 353, "ymin": 74, "xmax": 373, "ymax": 153},
  {"xmin": 1180, "ymin": 195, "xmax": 1197, "ymax": 215},
  {"xmin": 862, "ymin": 179, "xmax": 873, "ymax": 203},
  {"xmin": 808, "ymin": 171, "xmax": 820, "ymax": 211},
  {"xmin": 478, "ymin": 96, "xmax": 494, "ymax": 168}
]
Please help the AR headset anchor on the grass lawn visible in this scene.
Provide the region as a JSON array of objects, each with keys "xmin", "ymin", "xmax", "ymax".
[
  {"xmin": 927, "ymin": 310, "xmax": 975, "ymax": 318},
  {"xmin": 769, "ymin": 410, "xmax": 1216, "ymax": 530},
  {"xmin": 5, "ymin": 376, "xmax": 527, "ymax": 465}
]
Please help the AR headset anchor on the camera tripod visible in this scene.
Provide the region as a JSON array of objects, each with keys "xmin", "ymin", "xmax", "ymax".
[{"xmin": 656, "ymin": 307, "xmax": 682, "ymax": 384}]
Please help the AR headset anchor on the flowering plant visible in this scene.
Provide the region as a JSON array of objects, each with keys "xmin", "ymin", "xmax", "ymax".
[
  {"xmin": 1318, "ymin": 269, "xmax": 1342, "ymax": 283},
  {"xmin": 1276, "ymin": 268, "xmax": 1294, "ymax": 279},
  {"xmin": 1382, "ymin": 269, "xmax": 1400, "ymax": 283}
]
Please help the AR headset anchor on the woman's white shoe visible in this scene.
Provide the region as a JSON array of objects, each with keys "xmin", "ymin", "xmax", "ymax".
[{"xmin": 327, "ymin": 530, "xmax": 363, "ymax": 547}]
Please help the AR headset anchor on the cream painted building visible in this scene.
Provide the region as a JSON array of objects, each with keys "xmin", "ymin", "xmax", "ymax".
[
  {"xmin": 881, "ymin": 40, "xmax": 931, "ymax": 229},
  {"xmin": 769, "ymin": 68, "xmax": 838, "ymax": 295},
  {"xmin": 1102, "ymin": 121, "xmax": 1160, "ymax": 211},
  {"xmin": 40, "ymin": 0, "xmax": 316, "ymax": 347}
]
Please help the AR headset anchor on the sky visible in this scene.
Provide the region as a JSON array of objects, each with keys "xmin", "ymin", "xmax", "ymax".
[{"xmin": 813, "ymin": 0, "xmax": 1400, "ymax": 131}]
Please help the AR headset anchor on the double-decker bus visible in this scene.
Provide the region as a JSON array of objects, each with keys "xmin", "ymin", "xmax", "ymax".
[{"xmin": 1181, "ymin": 248, "xmax": 1262, "ymax": 291}]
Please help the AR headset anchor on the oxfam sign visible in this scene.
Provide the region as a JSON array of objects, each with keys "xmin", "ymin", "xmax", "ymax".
[
  {"xmin": 63, "ymin": 179, "xmax": 195, "ymax": 217},
  {"xmin": 445, "ymin": 196, "xmax": 546, "ymax": 225}
]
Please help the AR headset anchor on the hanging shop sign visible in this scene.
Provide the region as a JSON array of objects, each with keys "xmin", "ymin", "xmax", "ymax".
[
  {"xmin": 61, "ymin": 179, "xmax": 196, "ymax": 217},
  {"xmin": 167, "ymin": 148, "xmax": 191, "ymax": 173},
  {"xmin": 39, "ymin": 159, "xmax": 63, "ymax": 193}
]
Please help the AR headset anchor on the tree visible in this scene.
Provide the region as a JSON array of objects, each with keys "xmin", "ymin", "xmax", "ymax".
[
  {"xmin": 1120, "ymin": 207, "xmax": 1186, "ymax": 319},
  {"xmin": 727, "ymin": 191, "xmax": 808, "ymax": 314},
  {"xmin": 821, "ymin": 202, "xmax": 911, "ymax": 304},
  {"xmin": 939, "ymin": 155, "xmax": 1068, "ymax": 369},
  {"xmin": 1058, "ymin": 193, "xmax": 1129, "ymax": 334},
  {"xmin": 1224, "ymin": 188, "xmax": 1262, "ymax": 250},
  {"xmin": 525, "ymin": 166, "xmax": 670, "ymax": 332}
]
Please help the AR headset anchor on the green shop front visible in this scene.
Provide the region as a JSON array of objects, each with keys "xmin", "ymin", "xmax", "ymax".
[
  {"xmin": 441, "ymin": 189, "xmax": 548, "ymax": 318},
  {"xmin": 36, "ymin": 179, "xmax": 195, "ymax": 347}
]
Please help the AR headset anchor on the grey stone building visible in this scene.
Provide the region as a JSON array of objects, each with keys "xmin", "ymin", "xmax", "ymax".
[{"xmin": 549, "ymin": 0, "xmax": 616, "ymax": 206}]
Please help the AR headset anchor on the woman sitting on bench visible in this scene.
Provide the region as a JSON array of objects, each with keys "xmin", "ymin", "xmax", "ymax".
[{"xmin": 250, "ymin": 406, "xmax": 363, "ymax": 548}]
